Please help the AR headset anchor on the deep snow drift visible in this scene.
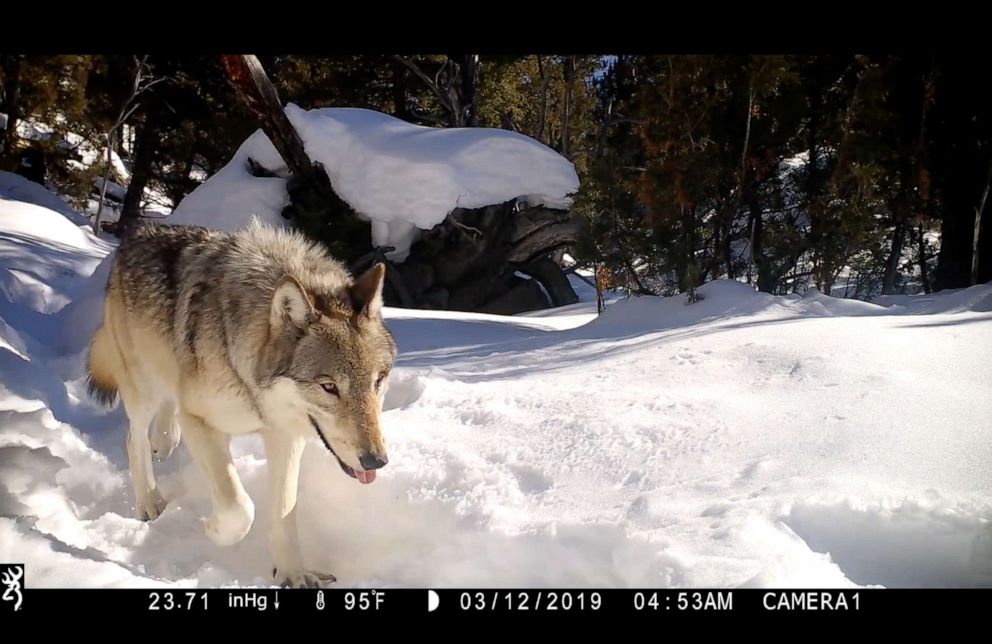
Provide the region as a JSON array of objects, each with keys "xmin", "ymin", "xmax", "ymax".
[
  {"xmin": 1, "ymin": 171, "xmax": 91, "ymax": 228},
  {"xmin": 2, "ymin": 192, "xmax": 992, "ymax": 588},
  {"xmin": 169, "ymin": 106, "xmax": 579, "ymax": 261}
]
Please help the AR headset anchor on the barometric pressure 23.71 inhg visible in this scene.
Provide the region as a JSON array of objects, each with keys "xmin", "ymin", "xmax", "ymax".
[{"xmin": 148, "ymin": 592, "xmax": 209, "ymax": 611}]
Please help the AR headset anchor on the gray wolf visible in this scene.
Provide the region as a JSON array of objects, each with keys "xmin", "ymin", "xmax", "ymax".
[{"xmin": 86, "ymin": 222, "xmax": 396, "ymax": 587}]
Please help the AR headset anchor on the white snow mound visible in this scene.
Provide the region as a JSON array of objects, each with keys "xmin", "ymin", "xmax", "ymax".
[
  {"xmin": 1, "ymin": 171, "xmax": 89, "ymax": 227},
  {"xmin": 170, "ymin": 106, "xmax": 579, "ymax": 261}
]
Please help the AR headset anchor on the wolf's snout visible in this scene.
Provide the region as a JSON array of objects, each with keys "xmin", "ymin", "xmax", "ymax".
[{"xmin": 359, "ymin": 452, "xmax": 388, "ymax": 471}]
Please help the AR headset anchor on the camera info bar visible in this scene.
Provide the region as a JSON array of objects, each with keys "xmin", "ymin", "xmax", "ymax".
[{"xmin": 4, "ymin": 587, "xmax": 988, "ymax": 619}]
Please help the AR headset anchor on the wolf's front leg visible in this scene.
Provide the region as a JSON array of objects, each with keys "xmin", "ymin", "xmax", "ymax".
[
  {"xmin": 180, "ymin": 411, "xmax": 255, "ymax": 546},
  {"xmin": 263, "ymin": 433, "xmax": 336, "ymax": 588}
]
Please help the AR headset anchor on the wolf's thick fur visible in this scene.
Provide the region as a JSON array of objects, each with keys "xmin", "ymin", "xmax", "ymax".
[{"xmin": 87, "ymin": 222, "xmax": 396, "ymax": 587}]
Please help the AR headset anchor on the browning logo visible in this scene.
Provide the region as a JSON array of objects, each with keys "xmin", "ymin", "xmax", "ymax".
[{"xmin": 2, "ymin": 564, "xmax": 23, "ymax": 612}]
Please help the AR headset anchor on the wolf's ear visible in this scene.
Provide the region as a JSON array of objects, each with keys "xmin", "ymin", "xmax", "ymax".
[
  {"xmin": 271, "ymin": 275, "xmax": 316, "ymax": 329},
  {"xmin": 350, "ymin": 263, "xmax": 386, "ymax": 320}
]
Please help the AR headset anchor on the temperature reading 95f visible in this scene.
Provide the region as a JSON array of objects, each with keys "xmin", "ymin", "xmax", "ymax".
[{"xmin": 344, "ymin": 590, "xmax": 385, "ymax": 610}]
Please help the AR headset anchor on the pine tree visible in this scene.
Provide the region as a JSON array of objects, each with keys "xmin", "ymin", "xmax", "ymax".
[
  {"xmin": 573, "ymin": 55, "xmax": 656, "ymax": 295},
  {"xmin": 0, "ymin": 55, "xmax": 95, "ymax": 200}
]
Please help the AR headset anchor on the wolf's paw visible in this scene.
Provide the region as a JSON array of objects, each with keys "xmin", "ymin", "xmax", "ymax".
[
  {"xmin": 203, "ymin": 497, "xmax": 255, "ymax": 546},
  {"xmin": 273, "ymin": 568, "xmax": 337, "ymax": 589},
  {"xmin": 138, "ymin": 488, "xmax": 167, "ymax": 521},
  {"xmin": 150, "ymin": 418, "xmax": 181, "ymax": 462}
]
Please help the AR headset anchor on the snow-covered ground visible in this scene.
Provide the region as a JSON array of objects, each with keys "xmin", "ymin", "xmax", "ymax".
[
  {"xmin": 2, "ymin": 190, "xmax": 992, "ymax": 589},
  {"xmin": 1, "ymin": 171, "xmax": 91, "ymax": 228}
]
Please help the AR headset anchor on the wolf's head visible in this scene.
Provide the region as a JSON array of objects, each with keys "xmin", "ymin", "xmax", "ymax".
[{"xmin": 260, "ymin": 263, "xmax": 397, "ymax": 484}]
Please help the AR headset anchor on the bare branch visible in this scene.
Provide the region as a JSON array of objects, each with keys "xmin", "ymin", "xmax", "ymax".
[
  {"xmin": 972, "ymin": 161, "xmax": 992, "ymax": 284},
  {"xmin": 535, "ymin": 55, "xmax": 552, "ymax": 142},
  {"xmin": 93, "ymin": 56, "xmax": 170, "ymax": 234},
  {"xmin": 393, "ymin": 55, "xmax": 452, "ymax": 112},
  {"xmin": 446, "ymin": 212, "xmax": 483, "ymax": 237}
]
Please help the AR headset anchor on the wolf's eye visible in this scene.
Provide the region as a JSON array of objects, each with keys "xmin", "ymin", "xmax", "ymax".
[
  {"xmin": 375, "ymin": 372, "xmax": 388, "ymax": 390},
  {"xmin": 320, "ymin": 382, "xmax": 339, "ymax": 397}
]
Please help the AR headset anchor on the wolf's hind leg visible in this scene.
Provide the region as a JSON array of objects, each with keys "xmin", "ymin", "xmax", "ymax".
[
  {"xmin": 150, "ymin": 400, "xmax": 181, "ymax": 462},
  {"xmin": 179, "ymin": 410, "xmax": 255, "ymax": 546},
  {"xmin": 120, "ymin": 391, "xmax": 167, "ymax": 521}
]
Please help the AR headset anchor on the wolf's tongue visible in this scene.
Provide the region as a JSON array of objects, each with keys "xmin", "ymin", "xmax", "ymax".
[{"xmin": 356, "ymin": 470, "xmax": 376, "ymax": 484}]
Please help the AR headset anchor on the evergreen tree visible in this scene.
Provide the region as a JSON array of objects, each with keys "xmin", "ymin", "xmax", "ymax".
[
  {"xmin": 2, "ymin": 53, "xmax": 988, "ymax": 297},
  {"xmin": 1, "ymin": 55, "xmax": 95, "ymax": 199}
]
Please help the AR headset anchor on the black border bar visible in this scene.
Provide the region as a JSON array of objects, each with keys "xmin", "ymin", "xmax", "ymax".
[{"xmin": 4, "ymin": 588, "xmax": 990, "ymax": 618}]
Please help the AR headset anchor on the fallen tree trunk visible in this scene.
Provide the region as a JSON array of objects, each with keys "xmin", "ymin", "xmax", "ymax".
[
  {"xmin": 380, "ymin": 198, "xmax": 581, "ymax": 314},
  {"xmin": 222, "ymin": 54, "xmax": 366, "ymax": 262},
  {"xmin": 224, "ymin": 55, "xmax": 579, "ymax": 315},
  {"xmin": 220, "ymin": 55, "xmax": 312, "ymax": 178}
]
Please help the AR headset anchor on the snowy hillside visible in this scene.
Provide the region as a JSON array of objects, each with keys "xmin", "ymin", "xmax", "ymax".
[
  {"xmin": 169, "ymin": 106, "xmax": 579, "ymax": 261},
  {"xmin": 0, "ymin": 171, "xmax": 91, "ymax": 228},
  {"xmin": 2, "ymin": 191, "xmax": 991, "ymax": 588}
]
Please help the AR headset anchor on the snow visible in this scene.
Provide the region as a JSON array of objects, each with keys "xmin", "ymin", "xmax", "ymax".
[
  {"xmin": 872, "ymin": 286, "xmax": 992, "ymax": 315},
  {"xmin": 1, "ymin": 171, "xmax": 89, "ymax": 227},
  {"xmin": 170, "ymin": 106, "xmax": 579, "ymax": 261},
  {"xmin": 2, "ymin": 190, "xmax": 992, "ymax": 589}
]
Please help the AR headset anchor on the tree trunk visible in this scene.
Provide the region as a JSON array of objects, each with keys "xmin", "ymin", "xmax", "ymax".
[
  {"xmin": 92, "ymin": 131, "xmax": 115, "ymax": 234},
  {"xmin": 933, "ymin": 55, "xmax": 988, "ymax": 290},
  {"xmin": 715, "ymin": 182, "xmax": 736, "ymax": 280},
  {"xmin": 119, "ymin": 110, "xmax": 160, "ymax": 233},
  {"xmin": 746, "ymin": 185, "xmax": 772, "ymax": 292},
  {"xmin": 1, "ymin": 56, "xmax": 22, "ymax": 167},
  {"xmin": 973, "ymin": 163, "xmax": 992, "ymax": 285},
  {"xmin": 722, "ymin": 217, "xmax": 735, "ymax": 280},
  {"xmin": 882, "ymin": 214, "xmax": 907, "ymax": 295},
  {"xmin": 681, "ymin": 204, "xmax": 696, "ymax": 292},
  {"xmin": 222, "ymin": 54, "xmax": 363, "ymax": 260},
  {"xmin": 561, "ymin": 56, "xmax": 576, "ymax": 157},
  {"xmin": 220, "ymin": 54, "xmax": 315, "ymax": 179},
  {"xmin": 390, "ymin": 59, "xmax": 408, "ymax": 120},
  {"xmin": 806, "ymin": 87, "xmax": 825, "ymax": 288},
  {"xmin": 936, "ymin": 192, "xmax": 976, "ymax": 290},
  {"xmin": 740, "ymin": 81, "xmax": 757, "ymax": 286},
  {"xmin": 458, "ymin": 54, "xmax": 479, "ymax": 127},
  {"xmin": 917, "ymin": 222, "xmax": 931, "ymax": 294},
  {"xmin": 595, "ymin": 264, "xmax": 607, "ymax": 314},
  {"xmin": 535, "ymin": 55, "xmax": 551, "ymax": 144},
  {"xmin": 442, "ymin": 58, "xmax": 464, "ymax": 127},
  {"xmin": 712, "ymin": 209, "xmax": 722, "ymax": 278},
  {"xmin": 609, "ymin": 160, "xmax": 652, "ymax": 296},
  {"xmin": 899, "ymin": 62, "xmax": 934, "ymax": 294}
]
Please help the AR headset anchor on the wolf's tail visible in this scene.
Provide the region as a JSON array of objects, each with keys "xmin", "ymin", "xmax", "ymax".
[{"xmin": 86, "ymin": 322, "xmax": 119, "ymax": 407}]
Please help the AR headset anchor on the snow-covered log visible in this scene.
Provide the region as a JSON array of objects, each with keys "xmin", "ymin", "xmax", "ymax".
[{"xmin": 171, "ymin": 103, "xmax": 582, "ymax": 314}]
